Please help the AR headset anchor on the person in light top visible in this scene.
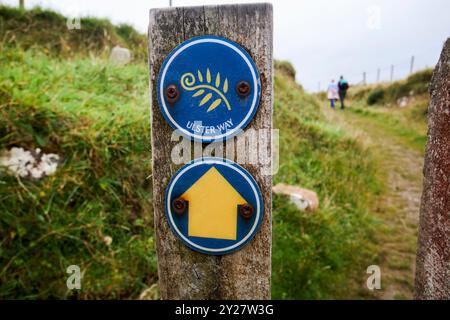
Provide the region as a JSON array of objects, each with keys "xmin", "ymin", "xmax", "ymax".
[{"xmin": 327, "ymin": 79, "xmax": 339, "ymax": 109}]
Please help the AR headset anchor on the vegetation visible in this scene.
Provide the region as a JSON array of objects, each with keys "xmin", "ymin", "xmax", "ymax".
[
  {"xmin": 1, "ymin": 5, "xmax": 381, "ymax": 299},
  {"xmin": 350, "ymin": 69, "xmax": 433, "ymax": 107},
  {"xmin": 0, "ymin": 5, "xmax": 147, "ymax": 60},
  {"xmin": 346, "ymin": 69, "xmax": 431, "ymax": 154},
  {"xmin": 0, "ymin": 47, "xmax": 154, "ymax": 299},
  {"xmin": 272, "ymin": 70, "xmax": 380, "ymax": 299},
  {"xmin": 274, "ymin": 60, "xmax": 296, "ymax": 81},
  {"xmin": 316, "ymin": 68, "xmax": 431, "ymax": 299},
  {"xmin": 367, "ymin": 88, "xmax": 385, "ymax": 105}
]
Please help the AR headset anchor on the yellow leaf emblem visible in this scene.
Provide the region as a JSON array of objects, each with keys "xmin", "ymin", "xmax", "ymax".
[{"xmin": 180, "ymin": 69, "xmax": 231, "ymax": 112}]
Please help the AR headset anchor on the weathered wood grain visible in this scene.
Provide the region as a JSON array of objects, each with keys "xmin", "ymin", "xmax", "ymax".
[
  {"xmin": 415, "ymin": 38, "xmax": 450, "ymax": 299},
  {"xmin": 148, "ymin": 4, "xmax": 273, "ymax": 299}
]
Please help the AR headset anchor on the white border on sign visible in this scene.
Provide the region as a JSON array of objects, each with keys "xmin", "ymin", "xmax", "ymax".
[
  {"xmin": 159, "ymin": 38, "xmax": 259, "ymax": 141},
  {"xmin": 166, "ymin": 159, "xmax": 261, "ymax": 253}
]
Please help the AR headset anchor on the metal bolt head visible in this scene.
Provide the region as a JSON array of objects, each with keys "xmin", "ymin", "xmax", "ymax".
[
  {"xmin": 172, "ymin": 197, "xmax": 187, "ymax": 215},
  {"xmin": 236, "ymin": 81, "xmax": 251, "ymax": 98},
  {"xmin": 240, "ymin": 203, "xmax": 254, "ymax": 219},
  {"xmin": 165, "ymin": 84, "xmax": 180, "ymax": 104}
]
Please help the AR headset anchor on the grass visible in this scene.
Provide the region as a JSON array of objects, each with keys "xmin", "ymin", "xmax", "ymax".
[
  {"xmin": 274, "ymin": 60, "xmax": 296, "ymax": 81},
  {"xmin": 339, "ymin": 68, "xmax": 431, "ymax": 154},
  {"xmin": 0, "ymin": 47, "xmax": 155, "ymax": 299},
  {"xmin": 1, "ymin": 5, "xmax": 383, "ymax": 299},
  {"xmin": 272, "ymin": 71, "xmax": 380, "ymax": 299},
  {"xmin": 350, "ymin": 69, "xmax": 433, "ymax": 107},
  {"xmin": 0, "ymin": 5, "xmax": 147, "ymax": 60},
  {"xmin": 315, "ymin": 68, "xmax": 430, "ymax": 299},
  {"xmin": 348, "ymin": 106, "xmax": 427, "ymax": 153},
  {"xmin": 345, "ymin": 83, "xmax": 429, "ymax": 154}
]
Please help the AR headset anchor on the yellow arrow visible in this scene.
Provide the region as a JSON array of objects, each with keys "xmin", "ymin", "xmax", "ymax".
[{"xmin": 181, "ymin": 167, "xmax": 247, "ymax": 240}]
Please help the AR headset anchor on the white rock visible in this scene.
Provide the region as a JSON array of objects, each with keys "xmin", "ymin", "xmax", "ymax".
[
  {"xmin": 109, "ymin": 46, "xmax": 132, "ymax": 65},
  {"xmin": 273, "ymin": 183, "xmax": 319, "ymax": 211},
  {"xmin": 103, "ymin": 236, "xmax": 113, "ymax": 246},
  {"xmin": 0, "ymin": 147, "xmax": 60, "ymax": 179},
  {"xmin": 397, "ymin": 96, "xmax": 409, "ymax": 108},
  {"xmin": 290, "ymin": 194, "xmax": 310, "ymax": 211}
]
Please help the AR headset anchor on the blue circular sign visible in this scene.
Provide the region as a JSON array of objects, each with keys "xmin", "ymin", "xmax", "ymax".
[
  {"xmin": 165, "ymin": 158, "xmax": 263, "ymax": 255},
  {"xmin": 157, "ymin": 36, "xmax": 261, "ymax": 142}
]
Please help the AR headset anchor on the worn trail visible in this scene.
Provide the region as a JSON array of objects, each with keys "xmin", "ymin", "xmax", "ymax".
[{"xmin": 322, "ymin": 104, "xmax": 423, "ymax": 299}]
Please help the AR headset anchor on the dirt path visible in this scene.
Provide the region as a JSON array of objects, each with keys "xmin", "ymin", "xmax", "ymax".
[{"xmin": 322, "ymin": 103, "xmax": 423, "ymax": 299}]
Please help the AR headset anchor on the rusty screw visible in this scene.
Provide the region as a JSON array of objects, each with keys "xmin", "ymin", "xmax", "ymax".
[
  {"xmin": 240, "ymin": 203, "xmax": 254, "ymax": 220},
  {"xmin": 172, "ymin": 197, "xmax": 187, "ymax": 215},
  {"xmin": 236, "ymin": 81, "xmax": 251, "ymax": 98},
  {"xmin": 165, "ymin": 84, "xmax": 180, "ymax": 104}
]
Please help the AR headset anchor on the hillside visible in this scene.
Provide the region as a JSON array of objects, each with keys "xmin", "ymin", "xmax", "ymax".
[
  {"xmin": 0, "ymin": 5, "xmax": 147, "ymax": 60},
  {"xmin": 346, "ymin": 70, "xmax": 432, "ymax": 153},
  {"xmin": 0, "ymin": 6, "xmax": 381, "ymax": 299}
]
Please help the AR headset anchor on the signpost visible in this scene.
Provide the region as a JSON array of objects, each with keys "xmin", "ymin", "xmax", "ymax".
[
  {"xmin": 415, "ymin": 38, "xmax": 450, "ymax": 299},
  {"xmin": 148, "ymin": 4, "xmax": 273, "ymax": 299}
]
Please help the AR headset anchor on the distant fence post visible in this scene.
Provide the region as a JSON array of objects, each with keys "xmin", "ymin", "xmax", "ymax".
[
  {"xmin": 415, "ymin": 38, "xmax": 450, "ymax": 299},
  {"xmin": 410, "ymin": 55, "xmax": 415, "ymax": 75},
  {"xmin": 148, "ymin": 3, "xmax": 273, "ymax": 299},
  {"xmin": 390, "ymin": 65, "xmax": 395, "ymax": 82}
]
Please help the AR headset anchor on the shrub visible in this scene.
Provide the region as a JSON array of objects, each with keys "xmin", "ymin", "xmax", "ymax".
[
  {"xmin": 405, "ymin": 69, "xmax": 432, "ymax": 96},
  {"xmin": 367, "ymin": 88, "xmax": 385, "ymax": 105}
]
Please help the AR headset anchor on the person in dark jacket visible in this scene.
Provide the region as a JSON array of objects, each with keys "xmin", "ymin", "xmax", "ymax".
[{"xmin": 338, "ymin": 76, "xmax": 349, "ymax": 109}]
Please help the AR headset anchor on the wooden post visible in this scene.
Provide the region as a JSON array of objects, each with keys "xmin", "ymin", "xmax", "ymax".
[
  {"xmin": 19, "ymin": 0, "xmax": 24, "ymax": 10},
  {"xmin": 415, "ymin": 38, "xmax": 450, "ymax": 299},
  {"xmin": 410, "ymin": 55, "xmax": 415, "ymax": 75},
  {"xmin": 376, "ymin": 68, "xmax": 380, "ymax": 83},
  {"xmin": 148, "ymin": 4, "xmax": 273, "ymax": 299},
  {"xmin": 390, "ymin": 65, "xmax": 395, "ymax": 82}
]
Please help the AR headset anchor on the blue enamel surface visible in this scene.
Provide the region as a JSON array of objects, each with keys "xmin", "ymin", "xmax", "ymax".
[
  {"xmin": 157, "ymin": 36, "xmax": 261, "ymax": 142},
  {"xmin": 165, "ymin": 158, "xmax": 264, "ymax": 255}
]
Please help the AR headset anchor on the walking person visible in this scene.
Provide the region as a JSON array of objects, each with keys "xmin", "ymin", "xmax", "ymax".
[
  {"xmin": 338, "ymin": 76, "xmax": 349, "ymax": 109},
  {"xmin": 327, "ymin": 79, "xmax": 339, "ymax": 109}
]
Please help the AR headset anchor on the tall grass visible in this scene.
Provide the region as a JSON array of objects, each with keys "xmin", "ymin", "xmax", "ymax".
[
  {"xmin": 0, "ymin": 48, "xmax": 155, "ymax": 299},
  {"xmin": 0, "ymin": 5, "xmax": 147, "ymax": 60}
]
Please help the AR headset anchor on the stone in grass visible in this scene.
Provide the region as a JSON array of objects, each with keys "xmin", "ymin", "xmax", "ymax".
[
  {"xmin": 0, "ymin": 147, "xmax": 60, "ymax": 179},
  {"xmin": 273, "ymin": 183, "xmax": 319, "ymax": 211},
  {"xmin": 397, "ymin": 96, "xmax": 410, "ymax": 108},
  {"xmin": 109, "ymin": 46, "xmax": 132, "ymax": 65}
]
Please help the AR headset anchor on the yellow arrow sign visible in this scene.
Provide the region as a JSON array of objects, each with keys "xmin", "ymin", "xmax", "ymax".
[{"xmin": 181, "ymin": 167, "xmax": 247, "ymax": 240}]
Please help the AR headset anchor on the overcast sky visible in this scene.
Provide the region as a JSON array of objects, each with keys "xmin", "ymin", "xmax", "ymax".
[{"xmin": 3, "ymin": 0, "xmax": 450, "ymax": 91}]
